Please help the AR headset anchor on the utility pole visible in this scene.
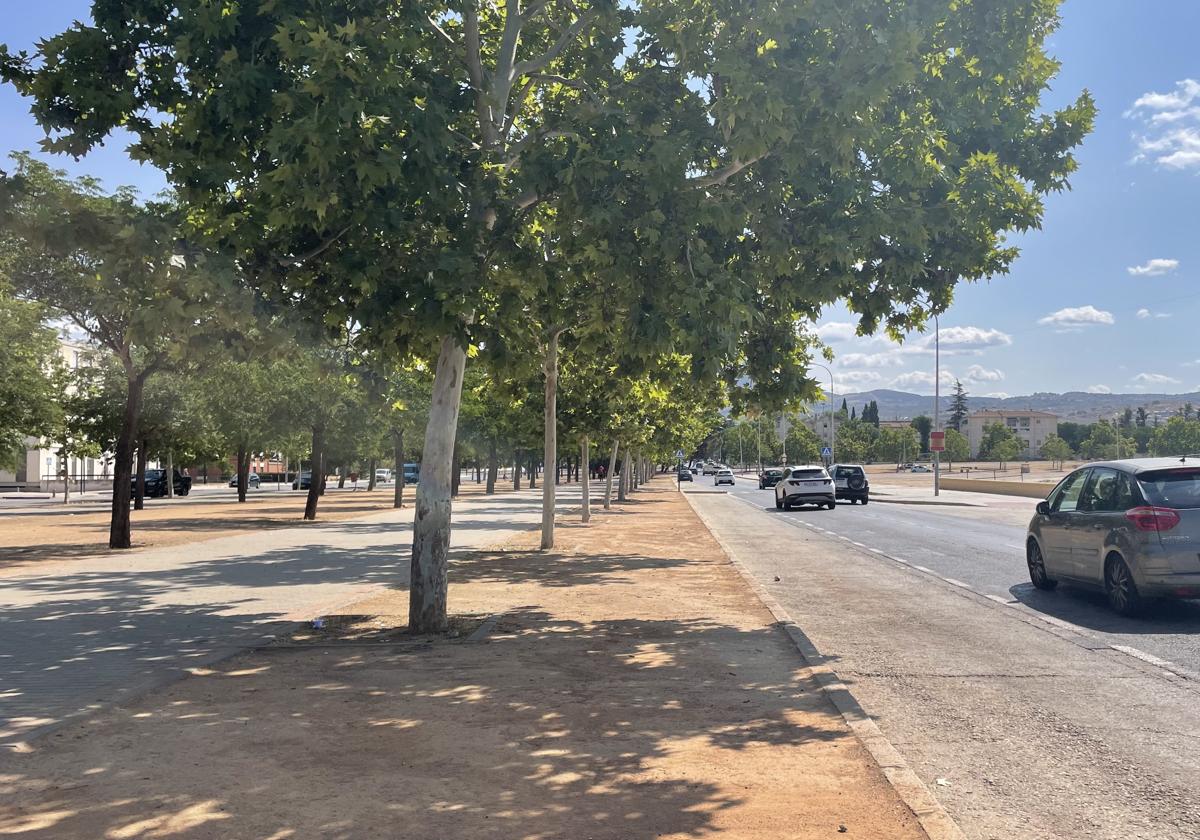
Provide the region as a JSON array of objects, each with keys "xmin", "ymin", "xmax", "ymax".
[
  {"xmin": 933, "ymin": 313, "xmax": 941, "ymax": 497},
  {"xmin": 811, "ymin": 362, "xmax": 836, "ymax": 464}
]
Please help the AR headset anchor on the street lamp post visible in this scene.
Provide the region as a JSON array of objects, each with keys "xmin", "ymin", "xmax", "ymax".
[
  {"xmin": 811, "ymin": 362, "xmax": 836, "ymax": 464},
  {"xmin": 933, "ymin": 313, "xmax": 941, "ymax": 497}
]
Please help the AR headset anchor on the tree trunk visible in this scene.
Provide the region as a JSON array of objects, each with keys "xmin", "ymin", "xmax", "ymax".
[
  {"xmin": 486, "ymin": 442, "xmax": 498, "ymax": 494},
  {"xmin": 368, "ymin": 457, "xmax": 377, "ymax": 491},
  {"xmin": 513, "ymin": 450, "xmax": 522, "ymax": 490},
  {"xmin": 108, "ymin": 374, "xmax": 145, "ymax": 549},
  {"xmin": 165, "ymin": 449, "xmax": 175, "ymax": 498},
  {"xmin": 581, "ymin": 435, "xmax": 591, "ymax": 523},
  {"xmin": 617, "ymin": 451, "xmax": 628, "ymax": 502},
  {"xmin": 409, "ymin": 335, "xmax": 468, "ymax": 634},
  {"xmin": 237, "ymin": 445, "xmax": 249, "ymax": 503},
  {"xmin": 135, "ymin": 439, "xmax": 148, "ymax": 510},
  {"xmin": 604, "ymin": 441, "xmax": 618, "ymax": 509},
  {"xmin": 451, "ymin": 448, "xmax": 461, "ymax": 498},
  {"xmin": 393, "ymin": 430, "xmax": 405, "ymax": 509},
  {"xmin": 337, "ymin": 464, "xmax": 347, "ymax": 490},
  {"xmin": 529, "ymin": 455, "xmax": 537, "ymax": 489},
  {"xmin": 304, "ymin": 425, "xmax": 324, "ymax": 520},
  {"xmin": 541, "ymin": 332, "xmax": 560, "ymax": 549}
]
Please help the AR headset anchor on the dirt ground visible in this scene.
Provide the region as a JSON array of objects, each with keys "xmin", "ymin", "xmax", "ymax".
[
  {"xmin": 0, "ymin": 482, "xmax": 925, "ymax": 839},
  {"xmin": 0, "ymin": 478, "xmax": 517, "ymax": 568}
]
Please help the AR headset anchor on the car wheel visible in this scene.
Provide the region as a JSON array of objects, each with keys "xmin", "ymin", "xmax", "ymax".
[
  {"xmin": 775, "ymin": 496, "xmax": 782, "ymax": 510},
  {"xmin": 1026, "ymin": 540, "xmax": 1056, "ymax": 591},
  {"xmin": 825, "ymin": 501, "xmax": 836, "ymax": 510},
  {"xmin": 782, "ymin": 498, "xmax": 792, "ymax": 511},
  {"xmin": 860, "ymin": 497, "xmax": 868, "ymax": 506},
  {"xmin": 1105, "ymin": 555, "xmax": 1143, "ymax": 616}
]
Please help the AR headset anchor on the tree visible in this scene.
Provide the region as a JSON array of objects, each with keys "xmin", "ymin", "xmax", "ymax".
[
  {"xmin": 1078, "ymin": 420, "xmax": 1134, "ymax": 461},
  {"xmin": 948, "ymin": 381, "xmax": 969, "ymax": 432},
  {"xmin": 1039, "ymin": 435, "xmax": 1073, "ymax": 469},
  {"xmin": 911, "ymin": 416, "xmax": 933, "ymax": 453},
  {"xmin": 943, "ymin": 428, "xmax": 970, "ymax": 466},
  {"xmin": 1119, "ymin": 407, "xmax": 1134, "ymax": 432},
  {"xmin": 1057, "ymin": 421, "xmax": 1090, "ymax": 454},
  {"xmin": 1, "ymin": 157, "xmax": 247, "ymax": 547},
  {"xmin": 1135, "ymin": 407, "xmax": 1148, "ymax": 428},
  {"xmin": 876, "ymin": 426, "xmax": 920, "ymax": 465},
  {"xmin": 0, "ymin": 289, "xmax": 62, "ymax": 469},
  {"xmin": 979, "ymin": 423, "xmax": 1024, "ymax": 468},
  {"xmin": 784, "ymin": 422, "xmax": 823, "ymax": 465},
  {"xmin": 835, "ymin": 420, "xmax": 878, "ymax": 464},
  {"xmin": 7, "ymin": 0, "xmax": 1093, "ymax": 631},
  {"xmin": 1151, "ymin": 417, "xmax": 1200, "ymax": 458}
]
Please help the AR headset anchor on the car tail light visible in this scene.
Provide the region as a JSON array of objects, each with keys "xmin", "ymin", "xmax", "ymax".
[{"xmin": 1125, "ymin": 506, "xmax": 1181, "ymax": 532}]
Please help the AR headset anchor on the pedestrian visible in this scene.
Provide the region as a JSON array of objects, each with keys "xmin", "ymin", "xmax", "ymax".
[{"xmin": 350, "ymin": 471, "xmax": 359, "ymax": 491}]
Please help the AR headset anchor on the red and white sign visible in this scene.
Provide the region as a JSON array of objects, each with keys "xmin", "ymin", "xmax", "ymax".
[{"xmin": 930, "ymin": 431, "xmax": 946, "ymax": 452}]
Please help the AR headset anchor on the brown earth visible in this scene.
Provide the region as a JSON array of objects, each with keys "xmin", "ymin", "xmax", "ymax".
[
  {"xmin": 0, "ymin": 477, "xmax": 523, "ymax": 569},
  {"xmin": 0, "ymin": 481, "xmax": 925, "ymax": 839}
]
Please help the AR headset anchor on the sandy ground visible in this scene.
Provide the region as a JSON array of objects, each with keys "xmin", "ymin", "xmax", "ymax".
[
  {"xmin": 0, "ymin": 479, "xmax": 522, "ymax": 569},
  {"xmin": 0, "ymin": 482, "xmax": 926, "ymax": 839}
]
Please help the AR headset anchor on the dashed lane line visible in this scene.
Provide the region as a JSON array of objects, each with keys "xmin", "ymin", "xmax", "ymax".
[{"xmin": 722, "ymin": 492, "xmax": 1200, "ymax": 689}]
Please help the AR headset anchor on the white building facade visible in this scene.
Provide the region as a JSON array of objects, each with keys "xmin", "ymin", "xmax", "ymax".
[{"xmin": 963, "ymin": 409, "xmax": 1059, "ymax": 459}]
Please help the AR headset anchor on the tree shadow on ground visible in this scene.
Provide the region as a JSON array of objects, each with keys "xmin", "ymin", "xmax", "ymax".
[{"xmin": 0, "ymin": 605, "xmax": 851, "ymax": 839}]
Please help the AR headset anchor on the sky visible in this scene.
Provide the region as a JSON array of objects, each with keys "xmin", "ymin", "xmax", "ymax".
[{"xmin": 1, "ymin": 1, "xmax": 1198, "ymax": 399}]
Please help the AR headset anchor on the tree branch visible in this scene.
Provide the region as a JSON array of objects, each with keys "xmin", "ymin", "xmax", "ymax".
[
  {"xmin": 277, "ymin": 226, "xmax": 351, "ymax": 268},
  {"xmin": 689, "ymin": 152, "xmax": 770, "ymax": 189},
  {"xmin": 422, "ymin": 13, "xmax": 458, "ymax": 50},
  {"xmin": 463, "ymin": 2, "xmax": 499, "ymax": 148},
  {"xmin": 513, "ymin": 12, "xmax": 596, "ymax": 77},
  {"xmin": 504, "ymin": 128, "xmax": 581, "ymax": 167}
]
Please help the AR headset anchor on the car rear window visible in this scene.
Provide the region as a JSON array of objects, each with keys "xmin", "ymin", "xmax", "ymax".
[
  {"xmin": 793, "ymin": 469, "xmax": 825, "ymax": 479},
  {"xmin": 1137, "ymin": 469, "xmax": 1200, "ymax": 509},
  {"xmin": 835, "ymin": 467, "xmax": 863, "ymax": 478}
]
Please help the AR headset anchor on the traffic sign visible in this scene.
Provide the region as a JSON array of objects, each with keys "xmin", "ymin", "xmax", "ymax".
[
  {"xmin": 820, "ymin": 446, "xmax": 832, "ymax": 458},
  {"xmin": 930, "ymin": 431, "xmax": 945, "ymax": 452},
  {"xmin": 675, "ymin": 450, "xmax": 685, "ymax": 459}
]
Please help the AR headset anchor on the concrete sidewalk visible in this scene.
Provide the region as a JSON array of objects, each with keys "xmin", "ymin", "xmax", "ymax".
[
  {"xmin": 0, "ymin": 481, "xmax": 928, "ymax": 839},
  {"xmin": 0, "ymin": 483, "xmax": 586, "ymax": 744}
]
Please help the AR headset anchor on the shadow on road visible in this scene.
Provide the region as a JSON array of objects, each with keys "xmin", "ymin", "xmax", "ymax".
[{"xmin": 1008, "ymin": 581, "xmax": 1200, "ymax": 634}]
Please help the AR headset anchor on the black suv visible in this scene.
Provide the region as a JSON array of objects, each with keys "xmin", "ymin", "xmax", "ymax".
[
  {"xmin": 133, "ymin": 469, "xmax": 192, "ymax": 498},
  {"xmin": 829, "ymin": 464, "xmax": 869, "ymax": 505}
]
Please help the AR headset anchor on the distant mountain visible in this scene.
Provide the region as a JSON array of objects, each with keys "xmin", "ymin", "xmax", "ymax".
[{"xmin": 826, "ymin": 388, "xmax": 1200, "ymax": 424}]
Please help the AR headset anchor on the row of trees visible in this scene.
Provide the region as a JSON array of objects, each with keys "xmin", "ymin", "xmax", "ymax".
[{"xmin": 1, "ymin": 0, "xmax": 1092, "ymax": 631}]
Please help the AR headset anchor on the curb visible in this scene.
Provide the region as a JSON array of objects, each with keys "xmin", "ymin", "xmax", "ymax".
[{"xmin": 680, "ymin": 490, "xmax": 966, "ymax": 840}]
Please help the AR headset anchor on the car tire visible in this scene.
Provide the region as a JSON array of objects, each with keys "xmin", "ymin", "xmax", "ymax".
[
  {"xmin": 825, "ymin": 501, "xmax": 836, "ymax": 510},
  {"xmin": 1026, "ymin": 540, "xmax": 1057, "ymax": 591},
  {"xmin": 860, "ymin": 497, "xmax": 868, "ymax": 506},
  {"xmin": 1105, "ymin": 554, "xmax": 1143, "ymax": 617},
  {"xmin": 775, "ymin": 496, "xmax": 782, "ymax": 510}
]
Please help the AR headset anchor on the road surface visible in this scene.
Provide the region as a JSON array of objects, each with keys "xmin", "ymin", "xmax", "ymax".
[{"xmin": 686, "ymin": 477, "xmax": 1200, "ymax": 840}]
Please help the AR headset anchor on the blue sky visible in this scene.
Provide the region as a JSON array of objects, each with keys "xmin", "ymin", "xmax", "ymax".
[{"xmin": 2, "ymin": 1, "xmax": 1197, "ymax": 397}]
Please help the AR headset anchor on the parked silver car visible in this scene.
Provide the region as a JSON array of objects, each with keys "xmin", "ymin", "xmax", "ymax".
[
  {"xmin": 713, "ymin": 468, "xmax": 735, "ymax": 486},
  {"xmin": 774, "ymin": 465, "xmax": 835, "ymax": 510},
  {"xmin": 1026, "ymin": 458, "xmax": 1200, "ymax": 616}
]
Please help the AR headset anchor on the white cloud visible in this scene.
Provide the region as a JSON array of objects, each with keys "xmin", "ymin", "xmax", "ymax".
[
  {"xmin": 1037, "ymin": 305, "xmax": 1115, "ymax": 327},
  {"xmin": 1131, "ymin": 372, "xmax": 1182, "ymax": 388},
  {"xmin": 836, "ymin": 370, "xmax": 884, "ymax": 388},
  {"xmin": 837, "ymin": 352, "xmax": 906, "ymax": 369},
  {"xmin": 964, "ymin": 364, "xmax": 1004, "ymax": 383},
  {"xmin": 816, "ymin": 322, "xmax": 858, "ymax": 342},
  {"xmin": 982, "ymin": 392, "xmax": 1010, "ymax": 399},
  {"xmin": 925, "ymin": 326, "xmax": 1013, "ymax": 355},
  {"xmin": 1127, "ymin": 80, "xmax": 1200, "ymax": 170},
  {"xmin": 1128, "ymin": 258, "xmax": 1179, "ymax": 277},
  {"xmin": 1137, "ymin": 308, "xmax": 1151, "ymax": 319},
  {"xmin": 1086, "ymin": 384, "xmax": 1112, "ymax": 394},
  {"xmin": 889, "ymin": 370, "xmax": 956, "ymax": 393}
]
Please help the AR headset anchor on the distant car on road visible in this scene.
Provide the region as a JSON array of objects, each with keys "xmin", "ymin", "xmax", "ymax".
[
  {"xmin": 758, "ymin": 468, "xmax": 783, "ymax": 489},
  {"xmin": 701, "ymin": 463, "xmax": 717, "ymax": 475},
  {"xmin": 293, "ymin": 471, "xmax": 312, "ymax": 490},
  {"xmin": 714, "ymin": 468, "xmax": 735, "ymax": 486},
  {"xmin": 774, "ymin": 465, "xmax": 835, "ymax": 511},
  {"xmin": 677, "ymin": 467, "xmax": 693, "ymax": 482},
  {"xmin": 375, "ymin": 468, "xmax": 393, "ymax": 484},
  {"xmin": 134, "ymin": 469, "xmax": 191, "ymax": 498},
  {"xmin": 228, "ymin": 472, "xmax": 261, "ymax": 489},
  {"xmin": 829, "ymin": 464, "xmax": 869, "ymax": 505},
  {"xmin": 402, "ymin": 463, "xmax": 420, "ymax": 485},
  {"xmin": 910, "ymin": 465, "xmax": 931, "ymax": 473},
  {"xmin": 1026, "ymin": 458, "xmax": 1200, "ymax": 616}
]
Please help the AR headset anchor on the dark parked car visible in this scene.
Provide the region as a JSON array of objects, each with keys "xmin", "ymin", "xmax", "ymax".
[
  {"xmin": 228, "ymin": 472, "xmax": 261, "ymax": 489},
  {"xmin": 1026, "ymin": 458, "xmax": 1200, "ymax": 616},
  {"xmin": 402, "ymin": 463, "xmax": 420, "ymax": 485},
  {"xmin": 758, "ymin": 468, "xmax": 784, "ymax": 489},
  {"xmin": 293, "ymin": 471, "xmax": 313, "ymax": 490},
  {"xmin": 133, "ymin": 469, "xmax": 191, "ymax": 498},
  {"xmin": 677, "ymin": 467, "xmax": 693, "ymax": 482}
]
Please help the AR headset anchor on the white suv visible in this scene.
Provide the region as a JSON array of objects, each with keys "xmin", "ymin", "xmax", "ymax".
[
  {"xmin": 714, "ymin": 468, "xmax": 735, "ymax": 486},
  {"xmin": 774, "ymin": 465, "xmax": 836, "ymax": 510},
  {"xmin": 829, "ymin": 464, "xmax": 869, "ymax": 505}
]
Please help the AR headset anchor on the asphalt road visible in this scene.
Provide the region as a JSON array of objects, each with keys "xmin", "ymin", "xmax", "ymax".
[{"xmin": 687, "ymin": 478, "xmax": 1200, "ymax": 840}]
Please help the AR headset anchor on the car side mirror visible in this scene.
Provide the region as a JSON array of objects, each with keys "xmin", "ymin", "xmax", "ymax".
[{"xmin": 1036, "ymin": 501, "xmax": 1051, "ymax": 516}]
